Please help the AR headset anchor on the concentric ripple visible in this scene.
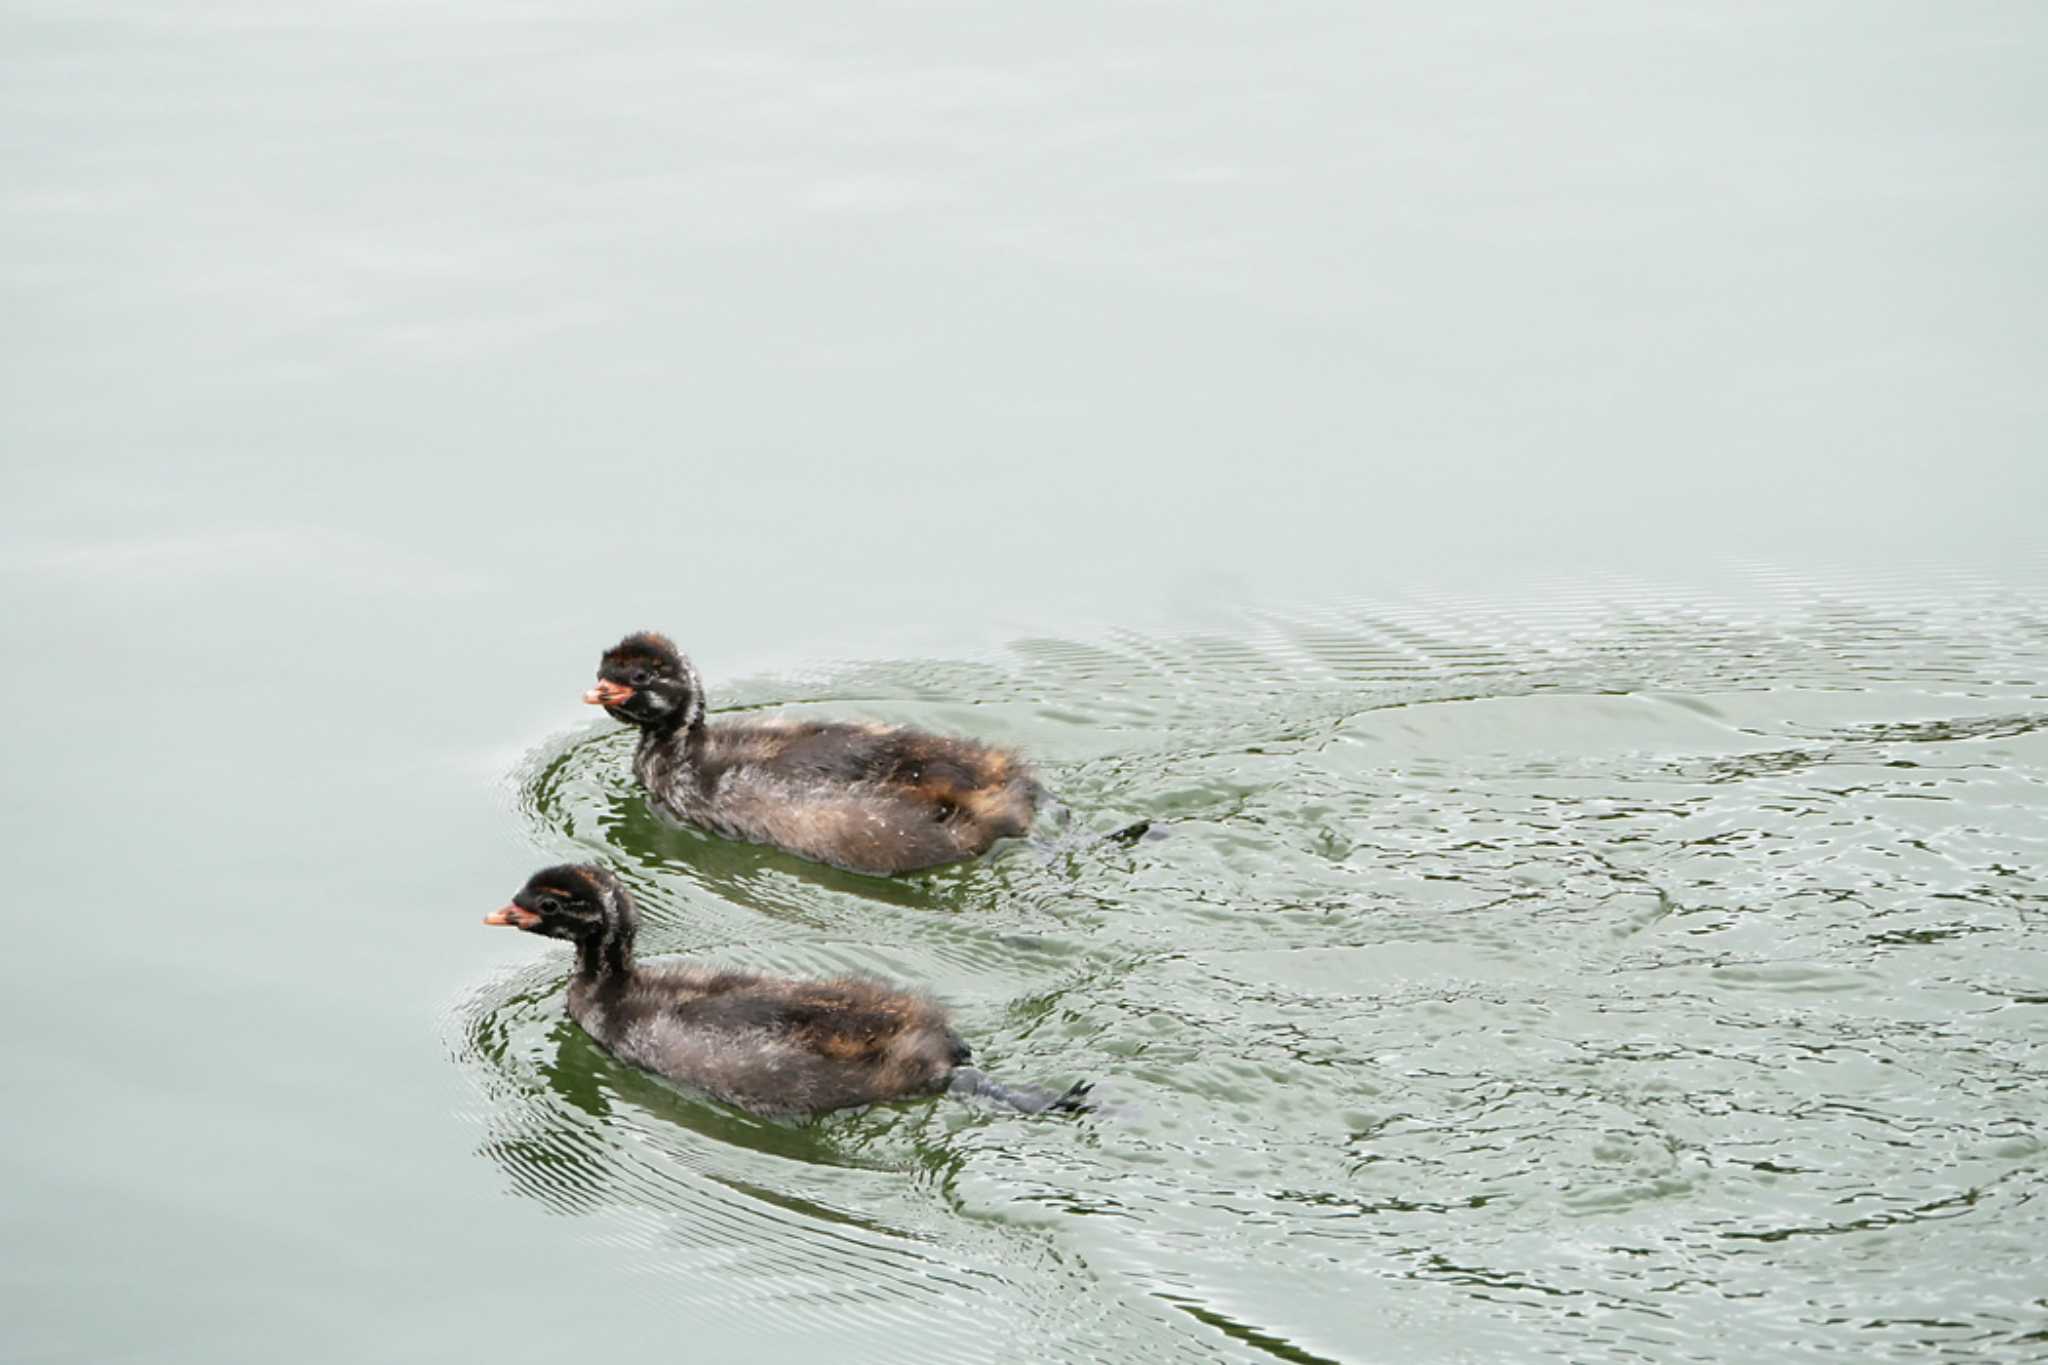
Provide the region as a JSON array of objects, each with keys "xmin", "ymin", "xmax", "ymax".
[{"xmin": 451, "ymin": 572, "xmax": 2048, "ymax": 1363}]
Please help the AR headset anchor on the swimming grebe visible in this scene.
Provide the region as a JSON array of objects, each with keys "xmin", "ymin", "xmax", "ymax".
[
  {"xmin": 584, "ymin": 631, "xmax": 1038, "ymax": 876},
  {"xmin": 483, "ymin": 864, "xmax": 1089, "ymax": 1119}
]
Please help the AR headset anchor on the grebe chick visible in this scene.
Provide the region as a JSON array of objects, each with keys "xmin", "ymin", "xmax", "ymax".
[
  {"xmin": 483, "ymin": 865, "xmax": 1090, "ymax": 1119},
  {"xmin": 584, "ymin": 631, "xmax": 1038, "ymax": 876}
]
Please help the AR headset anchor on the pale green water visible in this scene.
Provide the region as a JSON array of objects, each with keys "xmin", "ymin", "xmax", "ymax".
[{"xmin": 4, "ymin": 4, "xmax": 2047, "ymax": 1362}]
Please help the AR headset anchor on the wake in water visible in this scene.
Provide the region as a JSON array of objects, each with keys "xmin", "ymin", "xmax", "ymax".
[{"xmin": 457, "ymin": 575, "xmax": 2048, "ymax": 1363}]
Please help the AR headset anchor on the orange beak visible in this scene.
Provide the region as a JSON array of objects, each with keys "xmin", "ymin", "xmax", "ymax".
[
  {"xmin": 484, "ymin": 904, "xmax": 543, "ymax": 929},
  {"xmin": 584, "ymin": 680, "xmax": 635, "ymax": 707}
]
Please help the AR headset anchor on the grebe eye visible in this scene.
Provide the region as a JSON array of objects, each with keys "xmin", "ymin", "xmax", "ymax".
[
  {"xmin": 538, "ymin": 897, "xmax": 560, "ymax": 914},
  {"xmin": 629, "ymin": 669, "xmax": 651, "ymax": 686}
]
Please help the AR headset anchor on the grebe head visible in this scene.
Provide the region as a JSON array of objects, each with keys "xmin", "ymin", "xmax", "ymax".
[
  {"xmin": 483, "ymin": 863, "xmax": 637, "ymax": 950},
  {"xmin": 585, "ymin": 631, "xmax": 704, "ymax": 733}
]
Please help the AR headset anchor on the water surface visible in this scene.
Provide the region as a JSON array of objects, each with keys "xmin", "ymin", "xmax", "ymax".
[
  {"xmin": 4, "ymin": 3, "xmax": 2046, "ymax": 1362},
  {"xmin": 453, "ymin": 586, "xmax": 2048, "ymax": 1362}
]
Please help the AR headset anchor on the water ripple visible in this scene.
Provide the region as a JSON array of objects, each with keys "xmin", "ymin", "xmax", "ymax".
[{"xmin": 452, "ymin": 581, "xmax": 2048, "ymax": 1361}]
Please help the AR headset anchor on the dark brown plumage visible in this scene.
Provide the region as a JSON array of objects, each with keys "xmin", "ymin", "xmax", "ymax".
[
  {"xmin": 483, "ymin": 865, "xmax": 1089, "ymax": 1119},
  {"xmin": 584, "ymin": 631, "xmax": 1039, "ymax": 876}
]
